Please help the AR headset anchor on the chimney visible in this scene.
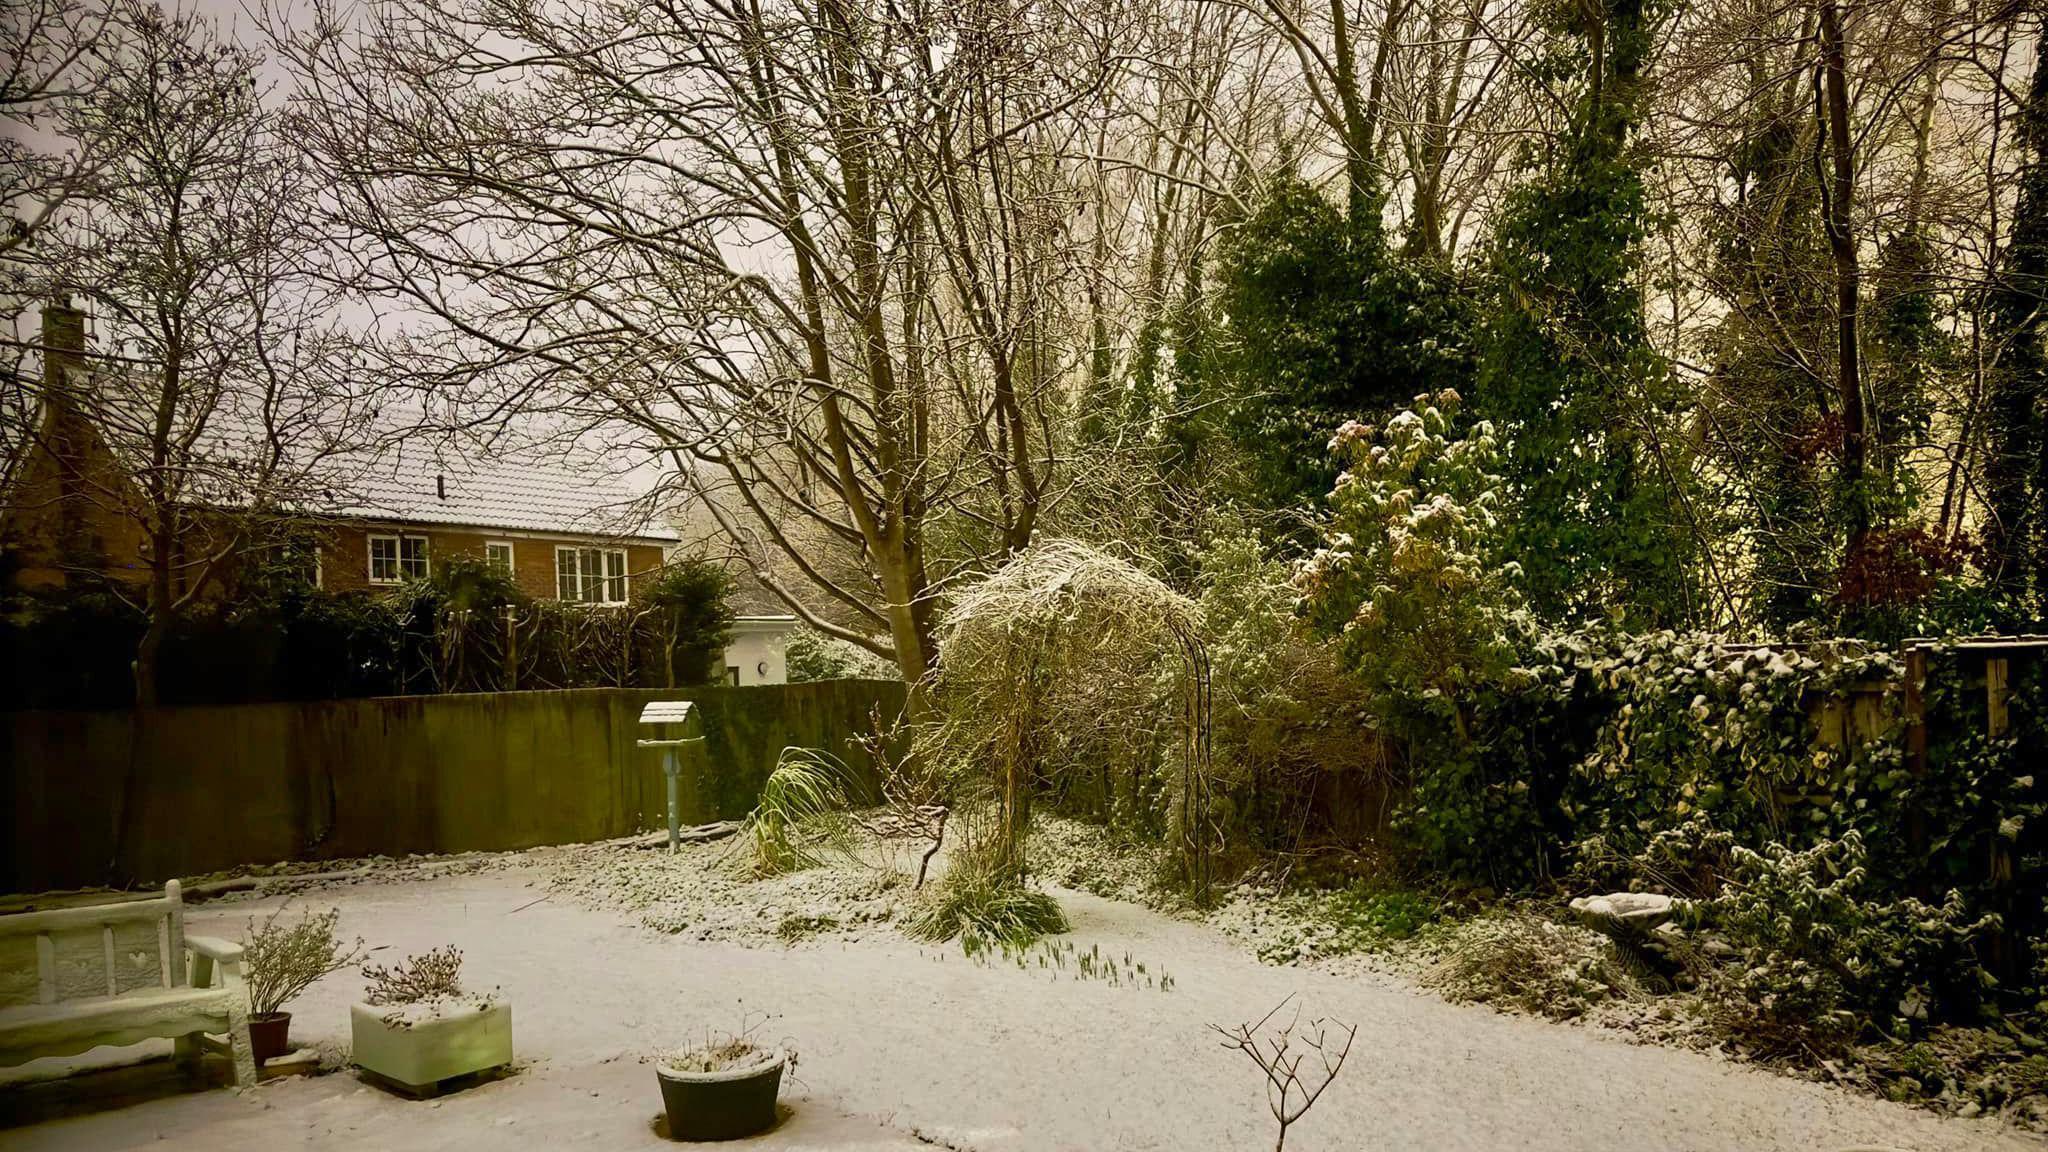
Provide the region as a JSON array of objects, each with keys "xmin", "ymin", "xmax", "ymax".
[
  {"xmin": 39, "ymin": 299, "xmax": 92, "ymax": 580},
  {"xmin": 41, "ymin": 299, "xmax": 85, "ymax": 397},
  {"xmin": 436, "ymin": 473, "xmax": 446, "ymax": 501}
]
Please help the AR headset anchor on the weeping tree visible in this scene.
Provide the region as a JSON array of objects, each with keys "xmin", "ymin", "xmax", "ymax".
[{"xmin": 921, "ymin": 540, "xmax": 1218, "ymax": 899}]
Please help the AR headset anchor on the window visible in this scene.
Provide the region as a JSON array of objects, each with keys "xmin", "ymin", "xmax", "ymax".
[
  {"xmin": 555, "ymin": 546, "xmax": 627, "ymax": 604},
  {"xmin": 368, "ymin": 534, "xmax": 428, "ymax": 583},
  {"xmin": 485, "ymin": 541, "xmax": 516, "ymax": 576},
  {"xmin": 727, "ymin": 666, "xmax": 741, "ymax": 686}
]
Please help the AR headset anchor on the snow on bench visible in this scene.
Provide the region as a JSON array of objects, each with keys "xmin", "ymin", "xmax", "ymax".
[{"xmin": 0, "ymin": 880, "xmax": 257, "ymax": 1086}]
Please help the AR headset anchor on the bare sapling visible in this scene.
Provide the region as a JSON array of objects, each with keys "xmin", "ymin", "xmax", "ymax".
[
  {"xmin": 1211, "ymin": 994, "xmax": 1358, "ymax": 1152},
  {"xmin": 848, "ymin": 705, "xmax": 951, "ymax": 888}
]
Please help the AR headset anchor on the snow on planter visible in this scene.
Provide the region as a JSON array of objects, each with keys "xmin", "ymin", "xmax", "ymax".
[{"xmin": 351, "ymin": 997, "xmax": 512, "ymax": 1093}]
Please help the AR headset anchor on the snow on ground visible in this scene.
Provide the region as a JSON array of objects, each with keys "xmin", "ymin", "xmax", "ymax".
[{"xmin": 1, "ymin": 841, "xmax": 2042, "ymax": 1152}]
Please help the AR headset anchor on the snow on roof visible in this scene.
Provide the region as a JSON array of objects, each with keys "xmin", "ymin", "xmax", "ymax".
[
  {"xmin": 11, "ymin": 355, "xmax": 678, "ymax": 542},
  {"xmin": 337, "ymin": 444, "xmax": 679, "ymax": 542}
]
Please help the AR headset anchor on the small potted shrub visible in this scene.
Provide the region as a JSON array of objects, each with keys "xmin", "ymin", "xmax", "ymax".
[
  {"xmin": 350, "ymin": 946, "xmax": 511, "ymax": 1095},
  {"xmin": 242, "ymin": 906, "xmax": 366, "ymax": 1064},
  {"xmin": 655, "ymin": 1020, "xmax": 792, "ymax": 1141}
]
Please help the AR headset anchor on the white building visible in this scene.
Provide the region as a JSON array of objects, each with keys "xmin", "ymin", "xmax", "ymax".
[{"xmin": 720, "ymin": 615, "xmax": 797, "ymax": 685}]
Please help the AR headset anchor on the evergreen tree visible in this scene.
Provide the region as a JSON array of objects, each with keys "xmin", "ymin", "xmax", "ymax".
[
  {"xmin": 1214, "ymin": 174, "xmax": 1473, "ymax": 521},
  {"xmin": 1984, "ymin": 28, "xmax": 2048, "ymax": 625},
  {"xmin": 1474, "ymin": 0, "xmax": 1694, "ymax": 624}
]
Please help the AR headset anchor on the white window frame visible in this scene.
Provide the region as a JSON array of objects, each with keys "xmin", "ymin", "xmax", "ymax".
[
  {"xmin": 555, "ymin": 545, "xmax": 629, "ymax": 604},
  {"xmin": 368, "ymin": 533, "xmax": 429, "ymax": 584},
  {"xmin": 485, "ymin": 540, "xmax": 516, "ymax": 577}
]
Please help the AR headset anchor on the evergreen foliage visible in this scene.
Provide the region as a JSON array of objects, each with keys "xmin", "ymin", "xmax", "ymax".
[
  {"xmin": 1214, "ymin": 174, "xmax": 1474, "ymax": 519},
  {"xmin": 1474, "ymin": 0, "xmax": 1695, "ymax": 624},
  {"xmin": 0, "ymin": 555, "xmax": 737, "ymax": 706}
]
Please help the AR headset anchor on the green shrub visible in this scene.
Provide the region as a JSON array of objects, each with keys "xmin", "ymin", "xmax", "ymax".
[
  {"xmin": 1691, "ymin": 831, "xmax": 1997, "ymax": 1058},
  {"xmin": 1244, "ymin": 883, "xmax": 1445, "ymax": 964},
  {"xmin": 1423, "ymin": 909, "xmax": 1634, "ymax": 1019},
  {"xmin": 637, "ymin": 558, "xmax": 736, "ymax": 686},
  {"xmin": 785, "ymin": 625, "xmax": 893, "ymax": 682}
]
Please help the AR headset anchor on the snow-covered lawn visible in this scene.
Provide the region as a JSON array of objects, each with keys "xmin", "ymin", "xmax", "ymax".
[{"xmin": 1, "ymin": 847, "xmax": 2038, "ymax": 1152}]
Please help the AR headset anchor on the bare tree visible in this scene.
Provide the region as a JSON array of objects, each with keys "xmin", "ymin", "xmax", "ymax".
[
  {"xmin": 4, "ymin": 0, "xmax": 379, "ymax": 704},
  {"xmin": 0, "ymin": 0, "xmax": 120, "ymax": 257},
  {"xmin": 278, "ymin": 0, "xmax": 1153, "ymax": 678},
  {"xmin": 1211, "ymin": 994, "xmax": 1358, "ymax": 1152}
]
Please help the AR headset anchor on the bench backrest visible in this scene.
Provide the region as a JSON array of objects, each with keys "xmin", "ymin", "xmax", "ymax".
[{"xmin": 0, "ymin": 882, "xmax": 186, "ymax": 1008}]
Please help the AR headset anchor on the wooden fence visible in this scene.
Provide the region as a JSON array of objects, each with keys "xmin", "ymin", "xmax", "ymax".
[{"xmin": 1, "ymin": 680, "xmax": 906, "ymax": 895}]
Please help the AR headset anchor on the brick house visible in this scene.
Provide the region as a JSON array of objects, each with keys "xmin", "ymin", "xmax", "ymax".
[
  {"xmin": 310, "ymin": 451, "xmax": 676, "ymax": 604},
  {"xmin": 1, "ymin": 303, "xmax": 677, "ymax": 605}
]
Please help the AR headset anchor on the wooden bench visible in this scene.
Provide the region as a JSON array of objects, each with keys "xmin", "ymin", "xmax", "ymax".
[{"xmin": 0, "ymin": 881, "xmax": 256, "ymax": 1086}]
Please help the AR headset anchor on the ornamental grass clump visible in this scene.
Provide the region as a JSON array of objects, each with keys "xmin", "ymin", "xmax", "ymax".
[
  {"xmin": 732, "ymin": 747, "xmax": 853, "ymax": 878},
  {"xmin": 906, "ymin": 845, "xmax": 1069, "ymax": 953},
  {"xmin": 243, "ymin": 906, "xmax": 367, "ymax": 1016}
]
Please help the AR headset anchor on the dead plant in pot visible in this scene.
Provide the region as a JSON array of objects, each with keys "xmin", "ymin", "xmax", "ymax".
[
  {"xmin": 350, "ymin": 945, "xmax": 511, "ymax": 1096},
  {"xmin": 654, "ymin": 1012, "xmax": 795, "ymax": 1141},
  {"xmin": 241, "ymin": 906, "xmax": 366, "ymax": 1064}
]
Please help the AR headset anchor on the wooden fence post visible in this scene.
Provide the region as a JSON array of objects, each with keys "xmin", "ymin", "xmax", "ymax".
[
  {"xmin": 1903, "ymin": 644, "xmax": 1928, "ymax": 864},
  {"xmin": 1987, "ymin": 656, "xmax": 2010, "ymax": 738},
  {"xmin": 1984, "ymin": 651, "xmax": 2017, "ymax": 982}
]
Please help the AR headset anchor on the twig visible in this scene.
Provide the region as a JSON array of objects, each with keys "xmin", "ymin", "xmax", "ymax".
[{"xmin": 1211, "ymin": 994, "xmax": 1358, "ymax": 1152}]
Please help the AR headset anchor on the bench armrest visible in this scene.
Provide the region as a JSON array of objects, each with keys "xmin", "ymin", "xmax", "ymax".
[{"xmin": 185, "ymin": 935, "xmax": 244, "ymax": 963}]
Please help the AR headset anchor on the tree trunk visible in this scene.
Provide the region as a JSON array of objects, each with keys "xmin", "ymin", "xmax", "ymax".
[
  {"xmin": 1818, "ymin": 0, "xmax": 1869, "ymax": 561},
  {"xmin": 133, "ymin": 526, "xmax": 176, "ymax": 708},
  {"xmin": 1984, "ymin": 15, "xmax": 2048, "ymax": 613},
  {"xmin": 133, "ymin": 613, "xmax": 165, "ymax": 708}
]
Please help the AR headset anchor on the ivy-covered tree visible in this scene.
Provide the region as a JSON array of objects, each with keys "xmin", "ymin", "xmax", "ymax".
[
  {"xmin": 1701, "ymin": 69, "xmax": 1837, "ymax": 630},
  {"xmin": 1214, "ymin": 175, "xmax": 1474, "ymax": 519},
  {"xmin": 1984, "ymin": 25, "xmax": 2048, "ymax": 625},
  {"xmin": 1474, "ymin": 0, "xmax": 1694, "ymax": 625}
]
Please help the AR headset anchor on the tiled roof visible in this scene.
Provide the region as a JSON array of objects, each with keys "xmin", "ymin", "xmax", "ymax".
[{"xmin": 335, "ymin": 444, "xmax": 678, "ymax": 542}]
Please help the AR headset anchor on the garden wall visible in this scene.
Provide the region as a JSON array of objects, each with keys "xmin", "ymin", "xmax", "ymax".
[{"xmin": 0, "ymin": 680, "xmax": 906, "ymax": 894}]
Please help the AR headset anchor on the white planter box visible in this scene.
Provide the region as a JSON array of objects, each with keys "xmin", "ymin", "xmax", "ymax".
[{"xmin": 350, "ymin": 999, "xmax": 512, "ymax": 1091}]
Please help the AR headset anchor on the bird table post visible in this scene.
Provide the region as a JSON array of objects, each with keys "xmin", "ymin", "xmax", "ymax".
[{"xmin": 637, "ymin": 700, "xmax": 704, "ymax": 852}]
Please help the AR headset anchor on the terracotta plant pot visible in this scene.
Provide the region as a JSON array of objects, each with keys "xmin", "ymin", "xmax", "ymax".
[
  {"xmin": 249, "ymin": 1011, "xmax": 292, "ymax": 1064},
  {"xmin": 656, "ymin": 1051, "xmax": 785, "ymax": 1141}
]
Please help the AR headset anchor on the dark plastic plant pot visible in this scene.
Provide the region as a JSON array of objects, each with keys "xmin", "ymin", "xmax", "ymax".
[
  {"xmin": 656, "ymin": 1052, "xmax": 785, "ymax": 1141},
  {"xmin": 249, "ymin": 1012, "xmax": 292, "ymax": 1064}
]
